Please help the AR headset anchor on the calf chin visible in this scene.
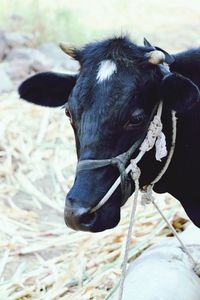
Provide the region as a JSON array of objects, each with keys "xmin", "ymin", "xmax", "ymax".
[{"xmin": 87, "ymin": 206, "xmax": 121, "ymax": 232}]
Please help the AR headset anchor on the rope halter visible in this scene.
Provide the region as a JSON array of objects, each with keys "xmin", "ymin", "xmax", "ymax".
[{"xmin": 76, "ymin": 101, "xmax": 166, "ymax": 210}]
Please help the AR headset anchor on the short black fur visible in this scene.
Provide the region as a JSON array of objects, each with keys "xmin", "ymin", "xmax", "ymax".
[{"xmin": 18, "ymin": 36, "xmax": 200, "ymax": 232}]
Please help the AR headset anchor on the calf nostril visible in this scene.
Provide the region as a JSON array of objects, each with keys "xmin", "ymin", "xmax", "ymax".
[
  {"xmin": 80, "ymin": 212, "xmax": 97, "ymax": 227},
  {"xmin": 65, "ymin": 195, "xmax": 75, "ymax": 206}
]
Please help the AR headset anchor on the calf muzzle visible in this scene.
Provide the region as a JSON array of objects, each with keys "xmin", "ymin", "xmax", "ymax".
[{"xmin": 64, "ymin": 202, "xmax": 97, "ymax": 231}]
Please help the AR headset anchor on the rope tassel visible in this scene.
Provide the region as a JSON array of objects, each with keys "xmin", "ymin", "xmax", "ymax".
[
  {"xmin": 139, "ymin": 115, "xmax": 163, "ymax": 153},
  {"xmin": 155, "ymin": 131, "xmax": 167, "ymax": 161}
]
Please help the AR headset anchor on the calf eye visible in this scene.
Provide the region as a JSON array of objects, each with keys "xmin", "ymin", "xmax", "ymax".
[{"xmin": 124, "ymin": 113, "xmax": 145, "ymax": 130}]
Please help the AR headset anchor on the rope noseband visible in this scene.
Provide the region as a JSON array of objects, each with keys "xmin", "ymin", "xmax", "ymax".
[
  {"xmin": 76, "ymin": 101, "xmax": 166, "ymax": 213},
  {"xmin": 76, "ymin": 135, "xmax": 144, "ymax": 205},
  {"xmin": 76, "ymin": 103, "xmax": 159, "ymax": 206}
]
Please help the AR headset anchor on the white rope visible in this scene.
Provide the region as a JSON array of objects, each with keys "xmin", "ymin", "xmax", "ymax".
[
  {"xmin": 140, "ymin": 110, "xmax": 197, "ymax": 263},
  {"xmin": 151, "ymin": 193, "xmax": 197, "ymax": 266},
  {"xmin": 117, "ymin": 162, "xmax": 140, "ymax": 300},
  {"xmin": 141, "ymin": 185, "xmax": 200, "ymax": 274},
  {"xmin": 150, "ymin": 110, "xmax": 177, "ymax": 186},
  {"xmin": 117, "ymin": 102, "xmax": 166, "ymax": 300},
  {"xmin": 140, "ymin": 110, "xmax": 177, "ymax": 203},
  {"xmin": 117, "ymin": 109, "xmax": 200, "ymax": 300},
  {"xmin": 139, "ymin": 111, "xmax": 200, "ymax": 276},
  {"xmin": 91, "ymin": 102, "xmax": 165, "ymax": 213},
  {"xmin": 91, "ymin": 102, "xmax": 199, "ymax": 299}
]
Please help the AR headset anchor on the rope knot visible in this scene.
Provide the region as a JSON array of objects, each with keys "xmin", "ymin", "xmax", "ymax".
[
  {"xmin": 130, "ymin": 160, "xmax": 141, "ymax": 181},
  {"xmin": 141, "ymin": 185, "xmax": 154, "ymax": 206}
]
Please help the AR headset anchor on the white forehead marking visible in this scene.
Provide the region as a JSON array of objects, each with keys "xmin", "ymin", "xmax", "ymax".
[{"xmin": 96, "ymin": 59, "xmax": 117, "ymax": 83}]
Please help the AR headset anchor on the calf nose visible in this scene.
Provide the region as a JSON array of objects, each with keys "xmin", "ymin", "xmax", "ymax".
[{"xmin": 64, "ymin": 198, "xmax": 97, "ymax": 231}]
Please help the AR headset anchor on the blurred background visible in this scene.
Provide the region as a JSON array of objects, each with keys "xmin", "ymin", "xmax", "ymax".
[
  {"xmin": 1, "ymin": 0, "xmax": 200, "ymax": 47},
  {"xmin": 0, "ymin": 1, "xmax": 200, "ymax": 299}
]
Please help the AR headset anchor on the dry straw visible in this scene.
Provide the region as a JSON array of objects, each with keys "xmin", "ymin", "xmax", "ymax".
[{"xmin": 0, "ymin": 92, "xmax": 186, "ymax": 300}]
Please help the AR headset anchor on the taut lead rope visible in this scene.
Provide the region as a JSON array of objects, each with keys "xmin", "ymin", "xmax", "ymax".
[{"xmin": 117, "ymin": 108, "xmax": 200, "ymax": 300}]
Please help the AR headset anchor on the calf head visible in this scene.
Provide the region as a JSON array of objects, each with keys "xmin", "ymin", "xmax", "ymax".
[{"xmin": 19, "ymin": 37, "xmax": 200, "ymax": 232}]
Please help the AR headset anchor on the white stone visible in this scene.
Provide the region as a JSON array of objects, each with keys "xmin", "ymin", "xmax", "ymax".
[{"xmin": 111, "ymin": 224, "xmax": 200, "ymax": 300}]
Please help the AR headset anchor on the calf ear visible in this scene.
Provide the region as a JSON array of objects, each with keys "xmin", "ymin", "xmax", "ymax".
[
  {"xmin": 18, "ymin": 72, "xmax": 77, "ymax": 107},
  {"xmin": 161, "ymin": 73, "xmax": 200, "ymax": 113}
]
